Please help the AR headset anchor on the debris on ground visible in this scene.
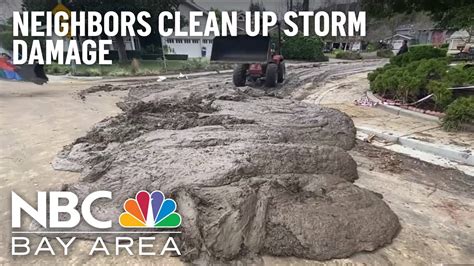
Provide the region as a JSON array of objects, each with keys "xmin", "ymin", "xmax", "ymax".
[
  {"xmin": 52, "ymin": 79, "xmax": 400, "ymax": 263},
  {"xmin": 354, "ymin": 95, "xmax": 378, "ymax": 107},
  {"xmin": 78, "ymin": 83, "xmax": 128, "ymax": 100}
]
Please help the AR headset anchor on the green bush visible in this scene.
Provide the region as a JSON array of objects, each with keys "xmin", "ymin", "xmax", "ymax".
[
  {"xmin": 427, "ymin": 80, "xmax": 453, "ymax": 109},
  {"xmin": 376, "ymin": 49, "xmax": 394, "ymax": 58},
  {"xmin": 443, "ymin": 97, "xmax": 474, "ymax": 131},
  {"xmin": 397, "ymin": 72, "xmax": 422, "ymax": 102},
  {"xmin": 335, "ymin": 51, "xmax": 362, "ymax": 60},
  {"xmin": 444, "ymin": 66, "xmax": 471, "ymax": 86},
  {"xmin": 408, "ymin": 58, "xmax": 449, "ymax": 88},
  {"xmin": 165, "ymin": 54, "xmax": 189, "ymax": 60},
  {"xmin": 281, "ymin": 35, "xmax": 328, "ymax": 61},
  {"xmin": 366, "ymin": 43, "xmax": 376, "ymax": 52},
  {"xmin": 45, "ymin": 64, "xmax": 70, "ymax": 75},
  {"xmin": 390, "ymin": 45, "xmax": 447, "ymax": 66}
]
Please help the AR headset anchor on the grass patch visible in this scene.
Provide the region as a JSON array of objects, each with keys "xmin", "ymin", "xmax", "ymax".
[{"xmin": 45, "ymin": 59, "xmax": 232, "ymax": 77}]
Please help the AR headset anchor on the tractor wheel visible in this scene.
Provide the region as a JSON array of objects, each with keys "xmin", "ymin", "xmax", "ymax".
[
  {"xmin": 265, "ymin": 63, "xmax": 278, "ymax": 87},
  {"xmin": 277, "ymin": 62, "xmax": 286, "ymax": 83},
  {"xmin": 233, "ymin": 64, "xmax": 247, "ymax": 87}
]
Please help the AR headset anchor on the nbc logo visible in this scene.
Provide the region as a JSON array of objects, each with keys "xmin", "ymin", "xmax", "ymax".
[{"xmin": 119, "ymin": 191, "xmax": 182, "ymax": 228}]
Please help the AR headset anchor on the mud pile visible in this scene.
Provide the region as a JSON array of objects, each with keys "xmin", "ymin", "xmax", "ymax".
[{"xmin": 53, "ymin": 81, "xmax": 400, "ymax": 262}]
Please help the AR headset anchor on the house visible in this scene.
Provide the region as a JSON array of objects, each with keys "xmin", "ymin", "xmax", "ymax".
[
  {"xmin": 447, "ymin": 30, "xmax": 471, "ymax": 54},
  {"xmin": 384, "ymin": 33, "xmax": 416, "ymax": 54},
  {"xmin": 161, "ymin": 0, "xmax": 214, "ymax": 58},
  {"xmin": 385, "ymin": 25, "xmax": 451, "ymax": 54}
]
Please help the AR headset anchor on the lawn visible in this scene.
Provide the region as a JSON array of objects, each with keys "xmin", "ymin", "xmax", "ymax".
[{"xmin": 45, "ymin": 59, "xmax": 232, "ymax": 77}]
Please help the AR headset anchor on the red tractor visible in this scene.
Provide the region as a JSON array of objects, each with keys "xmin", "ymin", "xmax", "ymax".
[{"xmin": 210, "ymin": 24, "xmax": 285, "ymax": 88}]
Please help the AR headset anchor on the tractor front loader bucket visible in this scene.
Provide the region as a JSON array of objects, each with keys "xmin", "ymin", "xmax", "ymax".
[{"xmin": 211, "ymin": 35, "xmax": 272, "ymax": 63}]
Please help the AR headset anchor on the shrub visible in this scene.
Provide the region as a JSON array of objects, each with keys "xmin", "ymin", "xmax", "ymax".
[
  {"xmin": 281, "ymin": 35, "xmax": 328, "ymax": 61},
  {"xmin": 444, "ymin": 67, "xmax": 470, "ymax": 86},
  {"xmin": 443, "ymin": 97, "xmax": 474, "ymax": 131},
  {"xmin": 397, "ymin": 72, "xmax": 422, "ymax": 102},
  {"xmin": 390, "ymin": 45, "xmax": 447, "ymax": 66},
  {"xmin": 371, "ymin": 67, "xmax": 402, "ymax": 97},
  {"xmin": 335, "ymin": 51, "xmax": 362, "ymax": 60},
  {"xmin": 427, "ymin": 80, "xmax": 453, "ymax": 109},
  {"xmin": 409, "ymin": 58, "xmax": 449, "ymax": 87},
  {"xmin": 465, "ymin": 66, "xmax": 474, "ymax": 84},
  {"xmin": 165, "ymin": 54, "xmax": 188, "ymax": 60},
  {"xmin": 141, "ymin": 54, "xmax": 161, "ymax": 60},
  {"xmin": 376, "ymin": 49, "xmax": 394, "ymax": 58},
  {"xmin": 366, "ymin": 43, "xmax": 377, "ymax": 52}
]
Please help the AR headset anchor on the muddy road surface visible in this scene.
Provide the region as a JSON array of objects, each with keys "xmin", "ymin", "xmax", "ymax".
[{"xmin": 1, "ymin": 59, "xmax": 473, "ymax": 265}]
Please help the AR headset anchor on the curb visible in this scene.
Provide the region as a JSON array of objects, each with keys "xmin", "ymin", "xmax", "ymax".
[
  {"xmin": 62, "ymin": 69, "xmax": 235, "ymax": 82},
  {"xmin": 366, "ymin": 91, "xmax": 441, "ymax": 123},
  {"xmin": 357, "ymin": 126, "xmax": 474, "ymax": 166}
]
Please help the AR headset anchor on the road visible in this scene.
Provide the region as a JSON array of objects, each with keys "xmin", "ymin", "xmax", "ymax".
[{"xmin": 0, "ymin": 60, "xmax": 472, "ymax": 264}]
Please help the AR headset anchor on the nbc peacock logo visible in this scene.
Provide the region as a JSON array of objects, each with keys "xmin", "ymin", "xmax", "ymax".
[{"xmin": 119, "ymin": 191, "xmax": 182, "ymax": 228}]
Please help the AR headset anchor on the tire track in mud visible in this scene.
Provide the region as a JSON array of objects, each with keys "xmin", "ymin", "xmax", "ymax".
[
  {"xmin": 280, "ymin": 59, "xmax": 386, "ymax": 99},
  {"xmin": 77, "ymin": 60, "xmax": 386, "ymax": 102}
]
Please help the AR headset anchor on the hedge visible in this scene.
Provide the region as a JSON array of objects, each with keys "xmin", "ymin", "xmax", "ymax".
[
  {"xmin": 389, "ymin": 45, "xmax": 447, "ymax": 66},
  {"xmin": 443, "ymin": 97, "xmax": 474, "ymax": 131},
  {"xmin": 376, "ymin": 49, "xmax": 394, "ymax": 58},
  {"xmin": 335, "ymin": 51, "xmax": 362, "ymax": 60},
  {"xmin": 368, "ymin": 45, "xmax": 474, "ymax": 131}
]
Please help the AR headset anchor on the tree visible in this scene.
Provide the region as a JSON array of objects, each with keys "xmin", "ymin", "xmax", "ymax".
[
  {"xmin": 249, "ymin": 1, "xmax": 266, "ymax": 12},
  {"xmin": 22, "ymin": 0, "xmax": 180, "ymax": 62},
  {"xmin": 362, "ymin": 0, "xmax": 474, "ymax": 41},
  {"xmin": 302, "ymin": 0, "xmax": 309, "ymax": 11}
]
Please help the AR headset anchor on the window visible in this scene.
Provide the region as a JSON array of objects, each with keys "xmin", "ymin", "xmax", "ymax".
[
  {"xmin": 203, "ymin": 39, "xmax": 208, "ymax": 44},
  {"xmin": 184, "ymin": 39, "xmax": 191, "ymax": 44},
  {"xmin": 192, "ymin": 39, "xmax": 199, "ymax": 44},
  {"xmin": 175, "ymin": 39, "xmax": 183, "ymax": 44},
  {"xmin": 208, "ymin": 40, "xmax": 213, "ymax": 44},
  {"xmin": 167, "ymin": 39, "xmax": 175, "ymax": 44}
]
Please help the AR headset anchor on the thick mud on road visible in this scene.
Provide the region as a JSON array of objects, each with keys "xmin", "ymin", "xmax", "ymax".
[
  {"xmin": 2, "ymin": 59, "xmax": 472, "ymax": 265},
  {"xmin": 52, "ymin": 60, "xmax": 400, "ymax": 263}
]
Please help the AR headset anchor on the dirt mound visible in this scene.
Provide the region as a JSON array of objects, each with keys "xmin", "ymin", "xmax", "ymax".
[{"xmin": 53, "ymin": 82, "xmax": 400, "ymax": 263}]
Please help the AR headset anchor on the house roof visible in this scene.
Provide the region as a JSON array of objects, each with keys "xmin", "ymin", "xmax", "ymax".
[
  {"xmin": 384, "ymin": 33, "xmax": 415, "ymax": 41},
  {"xmin": 448, "ymin": 30, "xmax": 470, "ymax": 40},
  {"xmin": 180, "ymin": 0, "xmax": 208, "ymax": 14}
]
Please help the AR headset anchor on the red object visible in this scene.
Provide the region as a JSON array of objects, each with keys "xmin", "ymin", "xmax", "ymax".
[
  {"xmin": 0, "ymin": 57, "xmax": 16, "ymax": 72},
  {"xmin": 272, "ymin": 54, "xmax": 284, "ymax": 64},
  {"xmin": 249, "ymin": 63, "xmax": 263, "ymax": 77}
]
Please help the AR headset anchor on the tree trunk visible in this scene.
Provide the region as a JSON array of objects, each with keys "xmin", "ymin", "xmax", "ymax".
[
  {"xmin": 469, "ymin": 27, "xmax": 473, "ymax": 43},
  {"xmin": 114, "ymin": 36, "xmax": 128, "ymax": 63}
]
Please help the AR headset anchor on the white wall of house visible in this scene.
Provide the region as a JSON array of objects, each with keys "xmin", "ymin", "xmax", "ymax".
[
  {"xmin": 161, "ymin": 2, "xmax": 214, "ymax": 58},
  {"xmin": 163, "ymin": 38, "xmax": 213, "ymax": 58},
  {"xmin": 447, "ymin": 30, "xmax": 470, "ymax": 55}
]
